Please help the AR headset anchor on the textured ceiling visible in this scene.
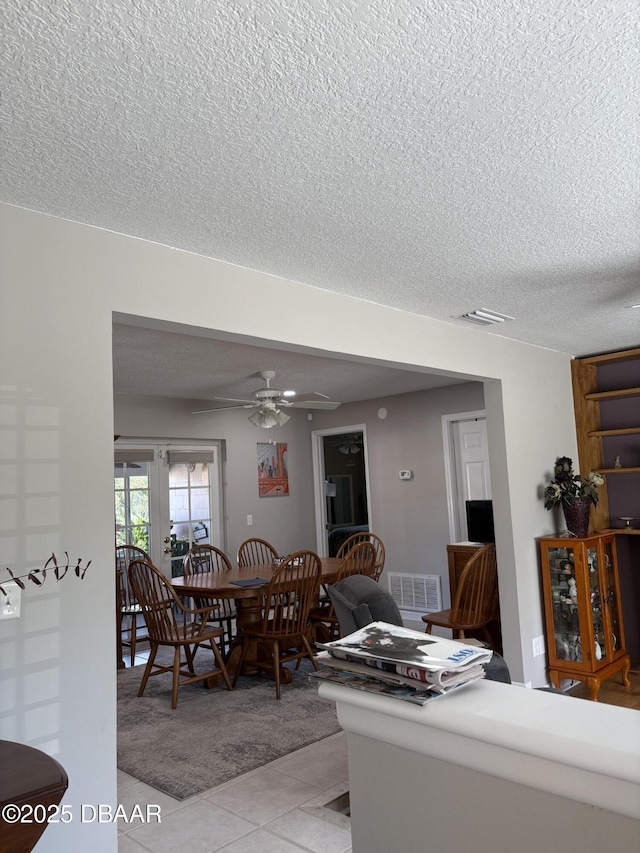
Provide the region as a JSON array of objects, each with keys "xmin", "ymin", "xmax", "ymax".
[
  {"xmin": 112, "ymin": 322, "xmax": 467, "ymax": 405},
  {"xmin": 2, "ymin": 1, "xmax": 639, "ymax": 359}
]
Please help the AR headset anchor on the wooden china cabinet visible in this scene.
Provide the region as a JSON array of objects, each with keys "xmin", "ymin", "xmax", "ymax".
[{"xmin": 538, "ymin": 532, "xmax": 630, "ymax": 700}]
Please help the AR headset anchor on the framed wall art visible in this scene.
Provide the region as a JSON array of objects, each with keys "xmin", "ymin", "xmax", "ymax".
[{"xmin": 257, "ymin": 442, "xmax": 289, "ymax": 497}]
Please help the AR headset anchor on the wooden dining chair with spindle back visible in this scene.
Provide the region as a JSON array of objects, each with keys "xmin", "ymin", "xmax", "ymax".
[
  {"xmin": 237, "ymin": 537, "xmax": 279, "ymax": 568},
  {"xmin": 336, "ymin": 532, "xmax": 386, "ymax": 581},
  {"xmin": 231, "ymin": 550, "xmax": 322, "ymax": 699},
  {"xmin": 422, "ymin": 543, "xmax": 498, "ymax": 646},
  {"xmin": 115, "ymin": 544, "xmax": 150, "ymax": 666},
  {"xmin": 183, "ymin": 544, "xmax": 236, "ymax": 650},
  {"xmin": 309, "ymin": 540, "xmax": 377, "ymax": 641},
  {"xmin": 127, "ymin": 558, "xmax": 232, "ymax": 709}
]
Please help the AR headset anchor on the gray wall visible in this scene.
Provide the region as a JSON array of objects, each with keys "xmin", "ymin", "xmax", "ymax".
[
  {"xmin": 114, "ymin": 394, "xmax": 317, "ymax": 560},
  {"xmin": 115, "ymin": 381, "xmax": 485, "ymax": 606}
]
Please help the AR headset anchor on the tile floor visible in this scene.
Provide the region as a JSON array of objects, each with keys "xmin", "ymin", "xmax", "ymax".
[{"xmin": 117, "ymin": 731, "xmax": 352, "ymax": 853}]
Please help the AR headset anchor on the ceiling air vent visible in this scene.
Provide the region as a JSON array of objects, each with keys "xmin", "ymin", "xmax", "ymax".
[{"xmin": 458, "ymin": 309, "xmax": 515, "ymax": 326}]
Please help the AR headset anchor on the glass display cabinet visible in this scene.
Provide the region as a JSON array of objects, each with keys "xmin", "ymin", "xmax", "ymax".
[{"xmin": 538, "ymin": 533, "xmax": 631, "ymax": 700}]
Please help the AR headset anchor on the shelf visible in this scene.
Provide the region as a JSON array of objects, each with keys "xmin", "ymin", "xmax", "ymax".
[
  {"xmin": 599, "ymin": 528, "xmax": 640, "ymax": 535},
  {"xmin": 587, "ymin": 427, "xmax": 640, "ymax": 437},
  {"xmin": 584, "ymin": 386, "xmax": 640, "ymax": 401},
  {"xmin": 595, "ymin": 467, "xmax": 640, "ymax": 474},
  {"xmin": 580, "ymin": 346, "xmax": 640, "ymax": 366}
]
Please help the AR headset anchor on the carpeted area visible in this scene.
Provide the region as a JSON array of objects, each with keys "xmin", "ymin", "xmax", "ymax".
[{"xmin": 117, "ymin": 648, "xmax": 341, "ymax": 800}]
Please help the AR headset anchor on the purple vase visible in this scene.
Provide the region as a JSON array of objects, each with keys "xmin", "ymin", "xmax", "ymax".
[{"xmin": 564, "ymin": 497, "xmax": 591, "ymax": 538}]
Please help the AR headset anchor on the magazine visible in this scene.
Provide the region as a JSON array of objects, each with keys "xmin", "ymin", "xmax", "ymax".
[
  {"xmin": 317, "ymin": 621, "xmax": 493, "ymax": 673},
  {"xmin": 310, "ymin": 666, "xmax": 441, "ymax": 706},
  {"xmin": 314, "ymin": 650, "xmax": 486, "ymax": 690}
]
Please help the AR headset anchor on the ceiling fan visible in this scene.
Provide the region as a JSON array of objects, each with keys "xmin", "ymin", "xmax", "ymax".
[
  {"xmin": 331, "ymin": 435, "xmax": 363, "ymax": 454},
  {"xmin": 193, "ymin": 370, "xmax": 341, "ymax": 428}
]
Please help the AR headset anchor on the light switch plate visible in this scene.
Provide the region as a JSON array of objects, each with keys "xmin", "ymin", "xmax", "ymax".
[{"xmin": 0, "ymin": 581, "xmax": 22, "ymax": 620}]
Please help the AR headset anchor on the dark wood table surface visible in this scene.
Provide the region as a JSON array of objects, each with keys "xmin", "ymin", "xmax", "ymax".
[
  {"xmin": 172, "ymin": 557, "xmax": 341, "ymax": 684},
  {"xmin": 0, "ymin": 740, "xmax": 68, "ymax": 853}
]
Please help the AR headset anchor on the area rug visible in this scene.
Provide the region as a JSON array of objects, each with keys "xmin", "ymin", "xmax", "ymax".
[{"xmin": 117, "ymin": 650, "xmax": 340, "ymax": 800}]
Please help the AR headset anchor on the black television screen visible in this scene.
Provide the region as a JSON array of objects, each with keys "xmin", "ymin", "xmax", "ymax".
[{"xmin": 465, "ymin": 500, "xmax": 495, "ymax": 543}]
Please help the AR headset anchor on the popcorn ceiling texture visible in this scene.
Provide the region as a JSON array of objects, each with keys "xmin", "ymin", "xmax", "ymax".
[{"xmin": 2, "ymin": 0, "xmax": 639, "ymax": 356}]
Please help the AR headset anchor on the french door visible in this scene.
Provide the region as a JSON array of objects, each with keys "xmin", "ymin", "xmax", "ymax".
[{"xmin": 114, "ymin": 441, "xmax": 224, "ymax": 577}]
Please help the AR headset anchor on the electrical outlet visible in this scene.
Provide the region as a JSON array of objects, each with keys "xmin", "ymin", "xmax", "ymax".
[
  {"xmin": 247, "ymin": 515, "xmax": 253, "ymax": 526},
  {"xmin": 0, "ymin": 582, "xmax": 22, "ymax": 620},
  {"xmin": 532, "ymin": 635, "xmax": 545, "ymax": 657}
]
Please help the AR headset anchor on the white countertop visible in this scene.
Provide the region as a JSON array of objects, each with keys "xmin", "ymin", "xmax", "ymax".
[{"xmin": 319, "ymin": 678, "xmax": 640, "ymax": 819}]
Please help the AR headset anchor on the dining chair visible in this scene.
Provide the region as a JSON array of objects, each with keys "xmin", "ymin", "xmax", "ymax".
[
  {"xmin": 422, "ymin": 543, "xmax": 498, "ymax": 646},
  {"xmin": 237, "ymin": 537, "xmax": 279, "ymax": 568},
  {"xmin": 309, "ymin": 541, "xmax": 377, "ymax": 641},
  {"xmin": 231, "ymin": 550, "xmax": 322, "ymax": 699},
  {"xmin": 336, "ymin": 532, "xmax": 386, "ymax": 581},
  {"xmin": 183, "ymin": 544, "xmax": 236, "ymax": 650},
  {"xmin": 127, "ymin": 558, "xmax": 232, "ymax": 709},
  {"xmin": 115, "ymin": 544, "xmax": 150, "ymax": 666}
]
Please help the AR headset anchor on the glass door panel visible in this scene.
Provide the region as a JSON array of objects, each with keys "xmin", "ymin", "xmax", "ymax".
[
  {"xmin": 114, "ymin": 442, "xmax": 223, "ymax": 578},
  {"xmin": 602, "ymin": 540, "xmax": 622, "ymax": 655},
  {"xmin": 114, "ymin": 462, "xmax": 151, "ymax": 552},
  {"xmin": 587, "ymin": 545, "xmax": 606, "ymax": 662},
  {"xmin": 547, "ymin": 546, "xmax": 582, "ymax": 664},
  {"xmin": 167, "ymin": 461, "xmax": 215, "ymax": 576}
]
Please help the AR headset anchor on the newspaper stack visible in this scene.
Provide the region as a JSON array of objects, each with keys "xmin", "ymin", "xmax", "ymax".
[{"xmin": 312, "ymin": 621, "xmax": 493, "ymax": 705}]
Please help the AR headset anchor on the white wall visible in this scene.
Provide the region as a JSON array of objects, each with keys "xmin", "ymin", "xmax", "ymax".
[{"xmin": 0, "ymin": 204, "xmax": 576, "ymax": 851}]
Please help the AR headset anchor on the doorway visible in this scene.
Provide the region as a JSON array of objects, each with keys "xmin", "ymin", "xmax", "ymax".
[
  {"xmin": 311, "ymin": 425, "xmax": 371, "ymax": 557},
  {"xmin": 114, "ymin": 440, "xmax": 224, "ymax": 577},
  {"xmin": 442, "ymin": 411, "xmax": 492, "ymax": 543}
]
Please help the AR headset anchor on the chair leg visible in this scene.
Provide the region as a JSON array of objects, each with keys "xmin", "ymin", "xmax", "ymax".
[
  {"xmin": 137, "ymin": 643, "xmax": 158, "ymax": 697},
  {"xmin": 184, "ymin": 644, "xmax": 195, "ymax": 673},
  {"xmin": 273, "ymin": 639, "xmax": 281, "ymax": 700},
  {"xmin": 301, "ymin": 635, "xmax": 319, "ymax": 670},
  {"xmin": 171, "ymin": 647, "xmax": 181, "ymax": 710},
  {"xmin": 130, "ymin": 615, "xmax": 137, "ymax": 666},
  {"xmin": 232, "ymin": 638, "xmax": 249, "ymax": 688},
  {"xmin": 209, "ymin": 638, "xmax": 232, "ymax": 691}
]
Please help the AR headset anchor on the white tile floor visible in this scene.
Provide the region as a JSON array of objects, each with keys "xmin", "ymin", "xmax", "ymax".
[
  {"xmin": 117, "ymin": 732, "xmax": 352, "ymax": 853},
  {"xmin": 120, "ymin": 645, "xmax": 351, "ymax": 852},
  {"xmin": 116, "ymin": 616, "xmax": 433, "ymax": 852}
]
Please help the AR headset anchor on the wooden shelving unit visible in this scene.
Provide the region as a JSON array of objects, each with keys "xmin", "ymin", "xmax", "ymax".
[{"xmin": 571, "ymin": 346, "xmax": 640, "ymax": 531}]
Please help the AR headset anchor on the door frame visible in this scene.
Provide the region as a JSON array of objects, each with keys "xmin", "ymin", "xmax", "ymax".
[
  {"xmin": 311, "ymin": 423, "xmax": 372, "ymax": 557},
  {"xmin": 442, "ymin": 410, "xmax": 486, "ymax": 543},
  {"xmin": 114, "ymin": 438, "xmax": 225, "ymax": 575}
]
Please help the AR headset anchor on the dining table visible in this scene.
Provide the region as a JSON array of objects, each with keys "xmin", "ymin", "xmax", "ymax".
[{"xmin": 172, "ymin": 557, "xmax": 341, "ymax": 687}]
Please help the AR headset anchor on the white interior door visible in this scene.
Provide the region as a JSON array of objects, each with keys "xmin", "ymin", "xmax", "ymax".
[{"xmin": 443, "ymin": 412, "xmax": 492, "ymax": 543}]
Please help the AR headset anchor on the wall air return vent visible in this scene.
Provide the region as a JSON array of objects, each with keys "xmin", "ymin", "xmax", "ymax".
[
  {"xmin": 458, "ymin": 309, "xmax": 515, "ymax": 326},
  {"xmin": 388, "ymin": 573, "xmax": 442, "ymax": 612}
]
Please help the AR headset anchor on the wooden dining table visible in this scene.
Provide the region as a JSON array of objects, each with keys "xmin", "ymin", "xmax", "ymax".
[{"xmin": 172, "ymin": 557, "xmax": 341, "ymax": 686}]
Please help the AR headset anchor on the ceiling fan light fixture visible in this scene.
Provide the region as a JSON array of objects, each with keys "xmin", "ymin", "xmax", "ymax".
[{"xmin": 248, "ymin": 408, "xmax": 291, "ymax": 428}]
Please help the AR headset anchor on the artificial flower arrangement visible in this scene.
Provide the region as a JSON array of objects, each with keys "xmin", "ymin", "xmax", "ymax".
[{"xmin": 543, "ymin": 456, "xmax": 604, "ymax": 509}]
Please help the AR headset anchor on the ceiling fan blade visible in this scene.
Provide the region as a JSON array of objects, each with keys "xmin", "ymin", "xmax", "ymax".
[
  {"xmin": 289, "ymin": 399, "xmax": 341, "ymax": 410},
  {"xmin": 289, "ymin": 392, "xmax": 330, "ymax": 402},
  {"xmin": 210, "ymin": 395, "xmax": 256, "ymax": 404},
  {"xmin": 193, "ymin": 403, "xmax": 257, "ymax": 414}
]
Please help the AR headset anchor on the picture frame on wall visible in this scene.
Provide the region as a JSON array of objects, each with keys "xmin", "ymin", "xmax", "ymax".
[{"xmin": 257, "ymin": 442, "xmax": 289, "ymax": 497}]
